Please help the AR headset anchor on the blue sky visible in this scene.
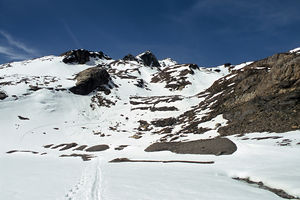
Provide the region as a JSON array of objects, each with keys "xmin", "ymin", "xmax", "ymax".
[{"xmin": 0, "ymin": 0, "xmax": 299, "ymax": 66}]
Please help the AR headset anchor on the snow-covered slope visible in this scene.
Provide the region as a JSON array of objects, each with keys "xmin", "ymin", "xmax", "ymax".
[{"xmin": 0, "ymin": 49, "xmax": 299, "ymax": 200}]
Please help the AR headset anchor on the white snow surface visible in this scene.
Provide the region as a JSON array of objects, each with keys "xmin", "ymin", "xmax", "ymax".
[
  {"xmin": 0, "ymin": 54, "xmax": 300, "ymax": 200},
  {"xmin": 159, "ymin": 58, "xmax": 178, "ymax": 67},
  {"xmin": 290, "ymin": 47, "xmax": 300, "ymax": 54}
]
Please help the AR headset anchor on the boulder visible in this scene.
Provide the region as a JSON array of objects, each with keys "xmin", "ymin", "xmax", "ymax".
[
  {"xmin": 0, "ymin": 91, "xmax": 8, "ymax": 100},
  {"xmin": 69, "ymin": 66, "xmax": 111, "ymax": 95}
]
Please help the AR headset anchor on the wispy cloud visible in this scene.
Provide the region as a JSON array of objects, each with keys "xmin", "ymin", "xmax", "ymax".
[
  {"xmin": 61, "ymin": 21, "xmax": 81, "ymax": 48},
  {"xmin": 0, "ymin": 30, "xmax": 40, "ymax": 61},
  {"xmin": 0, "ymin": 46, "xmax": 29, "ymax": 60}
]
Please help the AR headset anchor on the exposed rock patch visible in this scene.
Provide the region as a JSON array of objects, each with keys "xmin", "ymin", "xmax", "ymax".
[
  {"xmin": 60, "ymin": 153, "xmax": 94, "ymax": 161},
  {"xmin": 150, "ymin": 106, "xmax": 178, "ymax": 112},
  {"xmin": 90, "ymin": 94, "xmax": 115, "ymax": 109},
  {"xmin": 151, "ymin": 117, "xmax": 177, "ymax": 127},
  {"xmin": 29, "ymin": 85, "xmax": 42, "ymax": 91},
  {"xmin": 233, "ymin": 177, "xmax": 300, "ymax": 199},
  {"xmin": 43, "ymin": 144, "xmax": 53, "ymax": 148},
  {"xmin": 131, "ymin": 106, "xmax": 178, "ymax": 112},
  {"xmin": 110, "ymin": 158, "xmax": 214, "ymax": 164},
  {"xmin": 114, "ymin": 145, "xmax": 129, "ymax": 151},
  {"xmin": 85, "ymin": 145, "xmax": 109, "ymax": 152},
  {"xmin": 130, "ymin": 95, "xmax": 183, "ymax": 105},
  {"xmin": 137, "ymin": 120, "xmax": 152, "ymax": 132},
  {"xmin": 251, "ymin": 136, "xmax": 283, "ymax": 140},
  {"xmin": 18, "ymin": 115, "xmax": 30, "ymax": 120},
  {"xmin": 145, "ymin": 137, "xmax": 237, "ymax": 155},
  {"xmin": 151, "ymin": 64, "xmax": 195, "ymax": 90},
  {"xmin": 134, "ymin": 79, "xmax": 145, "ymax": 88},
  {"xmin": 7, "ymin": 150, "xmax": 39, "ymax": 154},
  {"xmin": 130, "ymin": 133, "xmax": 143, "ymax": 139},
  {"xmin": 51, "ymin": 143, "xmax": 78, "ymax": 151}
]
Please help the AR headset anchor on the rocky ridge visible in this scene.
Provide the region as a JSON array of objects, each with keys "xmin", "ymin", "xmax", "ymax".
[{"xmin": 187, "ymin": 52, "xmax": 300, "ymax": 135}]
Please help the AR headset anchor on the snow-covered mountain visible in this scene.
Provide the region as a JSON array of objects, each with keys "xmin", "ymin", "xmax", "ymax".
[{"xmin": 0, "ymin": 48, "xmax": 299, "ymax": 200}]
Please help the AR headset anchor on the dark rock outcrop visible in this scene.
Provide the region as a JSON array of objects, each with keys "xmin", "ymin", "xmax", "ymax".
[
  {"xmin": 193, "ymin": 52, "xmax": 300, "ymax": 135},
  {"xmin": 18, "ymin": 116, "xmax": 30, "ymax": 120},
  {"xmin": 135, "ymin": 79, "xmax": 144, "ymax": 88},
  {"xmin": 0, "ymin": 91, "xmax": 8, "ymax": 100},
  {"xmin": 61, "ymin": 49, "xmax": 111, "ymax": 64},
  {"xmin": 123, "ymin": 54, "xmax": 139, "ymax": 62},
  {"xmin": 189, "ymin": 64, "xmax": 199, "ymax": 70},
  {"xmin": 138, "ymin": 51, "xmax": 161, "ymax": 67},
  {"xmin": 151, "ymin": 117, "xmax": 177, "ymax": 127},
  {"xmin": 69, "ymin": 66, "xmax": 111, "ymax": 95},
  {"xmin": 145, "ymin": 138, "xmax": 237, "ymax": 155}
]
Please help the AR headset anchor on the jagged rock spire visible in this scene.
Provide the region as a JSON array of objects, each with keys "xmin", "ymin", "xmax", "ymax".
[{"xmin": 137, "ymin": 50, "xmax": 161, "ymax": 67}]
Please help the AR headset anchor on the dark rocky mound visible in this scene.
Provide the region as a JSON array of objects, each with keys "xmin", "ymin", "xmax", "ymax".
[
  {"xmin": 61, "ymin": 49, "xmax": 111, "ymax": 64},
  {"xmin": 85, "ymin": 145, "xmax": 109, "ymax": 152},
  {"xmin": 123, "ymin": 54, "xmax": 139, "ymax": 62},
  {"xmin": 138, "ymin": 51, "xmax": 161, "ymax": 67},
  {"xmin": 69, "ymin": 66, "xmax": 111, "ymax": 95},
  {"xmin": 198, "ymin": 52, "xmax": 300, "ymax": 135},
  {"xmin": 0, "ymin": 91, "xmax": 8, "ymax": 100},
  {"xmin": 145, "ymin": 138, "xmax": 237, "ymax": 155}
]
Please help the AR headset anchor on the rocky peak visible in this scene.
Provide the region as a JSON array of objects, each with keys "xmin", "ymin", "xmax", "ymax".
[
  {"xmin": 224, "ymin": 63, "xmax": 231, "ymax": 67},
  {"xmin": 61, "ymin": 49, "xmax": 111, "ymax": 64},
  {"xmin": 137, "ymin": 50, "xmax": 161, "ymax": 67},
  {"xmin": 122, "ymin": 54, "xmax": 139, "ymax": 62}
]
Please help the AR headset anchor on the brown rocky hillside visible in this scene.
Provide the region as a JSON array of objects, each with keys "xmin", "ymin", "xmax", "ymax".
[{"xmin": 194, "ymin": 52, "xmax": 300, "ymax": 135}]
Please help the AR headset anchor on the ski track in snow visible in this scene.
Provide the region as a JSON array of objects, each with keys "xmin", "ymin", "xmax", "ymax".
[{"xmin": 65, "ymin": 158, "xmax": 103, "ymax": 200}]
